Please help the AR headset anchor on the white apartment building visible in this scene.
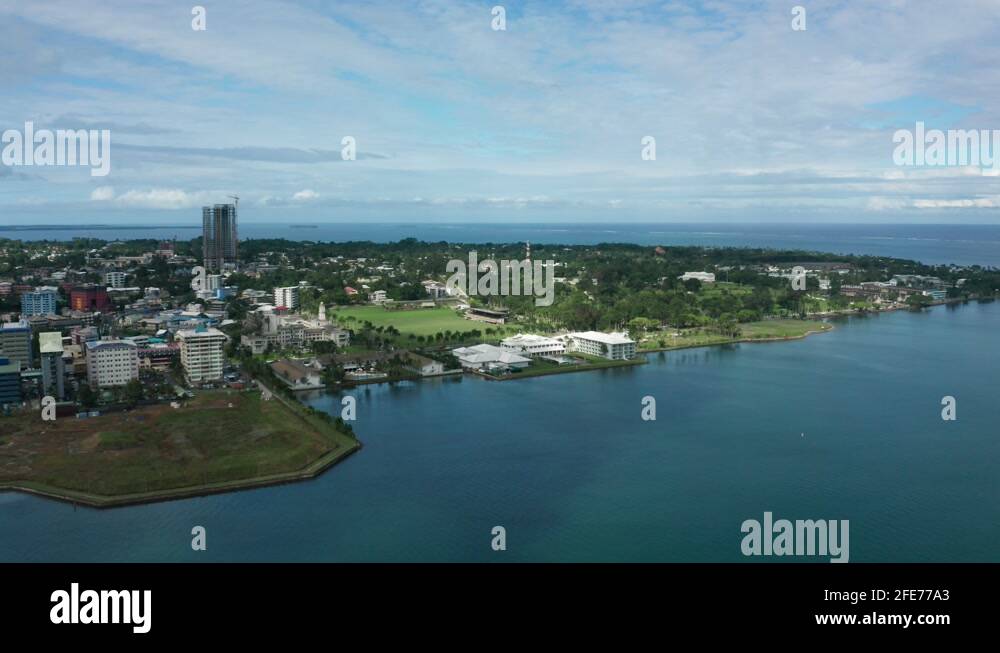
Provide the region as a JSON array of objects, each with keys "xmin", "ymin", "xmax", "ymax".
[
  {"xmin": 422, "ymin": 281, "xmax": 453, "ymax": 299},
  {"xmin": 274, "ymin": 286, "xmax": 300, "ymax": 311},
  {"xmin": 565, "ymin": 331, "xmax": 637, "ymax": 360},
  {"xmin": 20, "ymin": 287, "xmax": 58, "ymax": 316},
  {"xmin": 39, "ymin": 331, "xmax": 67, "ymax": 400},
  {"xmin": 0, "ymin": 320, "xmax": 32, "ymax": 370},
  {"xmin": 679, "ymin": 271, "xmax": 716, "ymax": 283},
  {"xmin": 176, "ymin": 327, "xmax": 228, "ymax": 384},
  {"xmin": 104, "ymin": 271, "xmax": 127, "ymax": 288},
  {"xmin": 500, "ymin": 334, "xmax": 566, "ymax": 358},
  {"xmin": 86, "ymin": 339, "xmax": 139, "ymax": 387},
  {"xmin": 240, "ymin": 313, "xmax": 350, "ymax": 354}
]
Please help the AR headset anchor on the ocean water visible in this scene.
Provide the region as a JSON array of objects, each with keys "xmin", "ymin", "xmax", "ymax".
[
  {"xmin": 1, "ymin": 300, "xmax": 997, "ymax": 562},
  {"xmin": 2, "ymin": 222, "xmax": 999, "ymax": 267}
]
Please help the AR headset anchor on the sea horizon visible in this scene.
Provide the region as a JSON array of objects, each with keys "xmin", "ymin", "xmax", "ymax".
[{"xmin": 4, "ymin": 222, "xmax": 999, "ymax": 267}]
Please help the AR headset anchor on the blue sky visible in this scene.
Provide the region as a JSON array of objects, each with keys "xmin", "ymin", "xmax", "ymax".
[{"xmin": 3, "ymin": 0, "xmax": 1000, "ymax": 224}]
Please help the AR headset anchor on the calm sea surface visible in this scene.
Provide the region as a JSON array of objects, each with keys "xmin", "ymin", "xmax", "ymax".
[{"xmin": 2, "ymin": 301, "xmax": 997, "ymax": 562}]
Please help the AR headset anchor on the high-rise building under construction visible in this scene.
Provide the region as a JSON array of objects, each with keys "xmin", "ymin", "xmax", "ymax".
[{"xmin": 202, "ymin": 203, "xmax": 239, "ymax": 271}]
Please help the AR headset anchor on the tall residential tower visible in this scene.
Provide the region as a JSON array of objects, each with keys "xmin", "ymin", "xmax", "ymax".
[{"xmin": 202, "ymin": 203, "xmax": 239, "ymax": 271}]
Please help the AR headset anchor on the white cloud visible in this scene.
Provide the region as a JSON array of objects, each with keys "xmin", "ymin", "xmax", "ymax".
[
  {"xmin": 7, "ymin": 0, "xmax": 1000, "ymax": 222},
  {"xmin": 867, "ymin": 197, "xmax": 908, "ymax": 211},
  {"xmin": 867, "ymin": 196, "xmax": 1000, "ymax": 210},
  {"xmin": 913, "ymin": 198, "xmax": 1000, "ymax": 209},
  {"xmin": 292, "ymin": 189, "xmax": 319, "ymax": 202},
  {"xmin": 91, "ymin": 188, "xmax": 229, "ymax": 209},
  {"xmin": 90, "ymin": 186, "xmax": 115, "ymax": 201}
]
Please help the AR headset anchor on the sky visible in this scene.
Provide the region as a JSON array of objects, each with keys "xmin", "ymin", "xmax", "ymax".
[{"xmin": 3, "ymin": 0, "xmax": 1000, "ymax": 225}]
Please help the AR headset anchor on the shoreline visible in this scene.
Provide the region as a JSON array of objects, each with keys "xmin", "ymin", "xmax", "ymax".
[
  {"xmin": 638, "ymin": 296, "xmax": 984, "ymax": 354},
  {"xmin": 469, "ymin": 356, "xmax": 646, "ymax": 381},
  {"xmin": 1, "ymin": 301, "xmax": 981, "ymax": 509},
  {"xmin": 639, "ymin": 323, "xmax": 835, "ymax": 354}
]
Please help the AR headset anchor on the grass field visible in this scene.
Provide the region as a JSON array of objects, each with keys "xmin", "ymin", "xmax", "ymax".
[
  {"xmin": 332, "ymin": 305, "xmax": 516, "ymax": 338},
  {"xmin": 739, "ymin": 319, "xmax": 832, "ymax": 338},
  {"xmin": 639, "ymin": 319, "xmax": 832, "ymax": 351},
  {"xmin": 0, "ymin": 390, "xmax": 358, "ymax": 501}
]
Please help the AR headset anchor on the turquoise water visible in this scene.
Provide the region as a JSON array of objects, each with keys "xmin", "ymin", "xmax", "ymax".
[{"xmin": 1, "ymin": 302, "xmax": 998, "ymax": 562}]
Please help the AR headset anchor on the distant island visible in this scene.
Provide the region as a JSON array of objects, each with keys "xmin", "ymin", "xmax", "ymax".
[{"xmin": 0, "ymin": 225, "xmax": 199, "ymax": 232}]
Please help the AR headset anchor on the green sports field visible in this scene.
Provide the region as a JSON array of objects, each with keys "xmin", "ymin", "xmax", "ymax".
[{"xmin": 332, "ymin": 305, "xmax": 512, "ymax": 337}]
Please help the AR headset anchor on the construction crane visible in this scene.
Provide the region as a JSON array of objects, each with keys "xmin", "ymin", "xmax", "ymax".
[{"xmin": 227, "ymin": 194, "xmax": 240, "ymax": 210}]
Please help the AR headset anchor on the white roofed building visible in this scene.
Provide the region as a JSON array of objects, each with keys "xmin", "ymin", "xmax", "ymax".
[
  {"xmin": 452, "ymin": 344, "xmax": 530, "ymax": 371},
  {"xmin": 274, "ymin": 286, "xmax": 300, "ymax": 311},
  {"xmin": 565, "ymin": 331, "xmax": 637, "ymax": 360},
  {"xmin": 679, "ymin": 271, "xmax": 716, "ymax": 283},
  {"xmin": 86, "ymin": 339, "xmax": 139, "ymax": 388},
  {"xmin": 176, "ymin": 327, "xmax": 227, "ymax": 384},
  {"xmin": 500, "ymin": 334, "xmax": 566, "ymax": 358}
]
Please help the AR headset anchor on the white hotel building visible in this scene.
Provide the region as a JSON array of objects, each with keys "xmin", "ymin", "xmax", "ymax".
[
  {"xmin": 565, "ymin": 331, "xmax": 637, "ymax": 360},
  {"xmin": 274, "ymin": 286, "xmax": 301, "ymax": 311},
  {"xmin": 176, "ymin": 327, "xmax": 228, "ymax": 384},
  {"xmin": 679, "ymin": 271, "xmax": 716, "ymax": 283},
  {"xmin": 86, "ymin": 339, "xmax": 139, "ymax": 387},
  {"xmin": 103, "ymin": 271, "xmax": 127, "ymax": 288},
  {"xmin": 240, "ymin": 311, "xmax": 350, "ymax": 354},
  {"xmin": 500, "ymin": 334, "xmax": 566, "ymax": 358}
]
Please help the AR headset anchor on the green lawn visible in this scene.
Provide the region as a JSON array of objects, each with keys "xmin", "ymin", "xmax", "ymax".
[
  {"xmin": 739, "ymin": 319, "xmax": 832, "ymax": 338},
  {"xmin": 700, "ymin": 282, "xmax": 754, "ymax": 297},
  {"xmin": 332, "ymin": 305, "xmax": 516, "ymax": 338}
]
